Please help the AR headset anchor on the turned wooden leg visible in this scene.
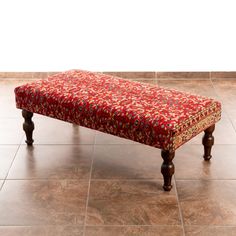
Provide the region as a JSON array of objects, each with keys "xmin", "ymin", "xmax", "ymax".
[
  {"xmin": 161, "ymin": 150, "xmax": 175, "ymax": 191},
  {"xmin": 202, "ymin": 124, "xmax": 215, "ymax": 161},
  {"xmin": 22, "ymin": 110, "xmax": 34, "ymax": 145}
]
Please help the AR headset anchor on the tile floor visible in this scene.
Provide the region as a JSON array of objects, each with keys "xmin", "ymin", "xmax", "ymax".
[{"xmin": 0, "ymin": 78, "xmax": 236, "ymax": 236}]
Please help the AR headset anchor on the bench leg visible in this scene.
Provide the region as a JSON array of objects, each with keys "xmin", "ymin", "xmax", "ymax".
[
  {"xmin": 161, "ymin": 150, "xmax": 175, "ymax": 191},
  {"xmin": 22, "ymin": 110, "xmax": 34, "ymax": 145},
  {"xmin": 202, "ymin": 124, "xmax": 215, "ymax": 161}
]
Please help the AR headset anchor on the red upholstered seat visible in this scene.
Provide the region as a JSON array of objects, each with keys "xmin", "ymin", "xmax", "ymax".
[{"xmin": 15, "ymin": 70, "xmax": 221, "ymax": 151}]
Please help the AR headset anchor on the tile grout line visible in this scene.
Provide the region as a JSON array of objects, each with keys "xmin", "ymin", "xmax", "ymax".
[
  {"xmin": 4, "ymin": 178, "xmax": 236, "ymax": 181},
  {"xmin": 1, "ymin": 135, "xmax": 24, "ymax": 189},
  {"xmin": 83, "ymin": 141, "xmax": 96, "ymax": 236},
  {"xmin": 209, "ymin": 72, "xmax": 221, "ymax": 101},
  {"xmin": 0, "ymin": 223, "xmax": 235, "ymax": 227},
  {"xmin": 6, "ymin": 178, "xmax": 165, "ymax": 181},
  {"xmin": 173, "ymin": 175, "xmax": 186, "ymax": 236},
  {"xmin": 210, "ymin": 77, "xmax": 236, "ymax": 134},
  {"xmin": 0, "ymin": 223, "xmax": 215, "ymax": 227},
  {"xmin": 3, "ymin": 143, "xmax": 236, "ymax": 146},
  {"xmin": 85, "ymin": 224, "xmax": 186, "ymax": 227},
  {"xmin": 0, "ymin": 180, "xmax": 4, "ymax": 191}
]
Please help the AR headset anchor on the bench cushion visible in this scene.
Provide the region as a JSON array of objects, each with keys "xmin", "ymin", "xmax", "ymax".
[{"xmin": 15, "ymin": 70, "xmax": 221, "ymax": 151}]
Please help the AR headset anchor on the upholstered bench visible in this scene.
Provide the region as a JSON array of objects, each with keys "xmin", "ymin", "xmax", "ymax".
[{"xmin": 15, "ymin": 70, "xmax": 221, "ymax": 191}]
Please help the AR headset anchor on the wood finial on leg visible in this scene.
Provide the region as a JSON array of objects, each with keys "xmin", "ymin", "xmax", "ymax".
[
  {"xmin": 22, "ymin": 110, "xmax": 34, "ymax": 145},
  {"xmin": 202, "ymin": 124, "xmax": 215, "ymax": 161},
  {"xmin": 161, "ymin": 150, "xmax": 175, "ymax": 191}
]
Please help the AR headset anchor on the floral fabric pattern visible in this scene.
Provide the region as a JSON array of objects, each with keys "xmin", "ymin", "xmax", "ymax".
[{"xmin": 15, "ymin": 70, "xmax": 221, "ymax": 151}]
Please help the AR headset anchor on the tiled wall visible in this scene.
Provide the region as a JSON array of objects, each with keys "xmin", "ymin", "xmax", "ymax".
[{"xmin": 0, "ymin": 72, "xmax": 236, "ymax": 79}]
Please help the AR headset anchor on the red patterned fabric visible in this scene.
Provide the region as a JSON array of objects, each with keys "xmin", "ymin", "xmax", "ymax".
[{"xmin": 15, "ymin": 70, "xmax": 221, "ymax": 151}]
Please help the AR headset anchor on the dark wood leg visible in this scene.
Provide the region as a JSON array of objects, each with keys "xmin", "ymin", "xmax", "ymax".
[
  {"xmin": 202, "ymin": 124, "xmax": 215, "ymax": 161},
  {"xmin": 22, "ymin": 110, "xmax": 34, "ymax": 145},
  {"xmin": 161, "ymin": 150, "xmax": 175, "ymax": 191}
]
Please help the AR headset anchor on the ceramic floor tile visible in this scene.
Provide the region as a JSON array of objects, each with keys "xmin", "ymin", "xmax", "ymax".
[
  {"xmin": 86, "ymin": 180, "xmax": 180, "ymax": 225},
  {"xmin": 0, "ymin": 145, "xmax": 18, "ymax": 179},
  {"xmin": 95, "ymin": 131, "xmax": 137, "ymax": 145},
  {"xmin": 0, "ymin": 84, "xmax": 15, "ymax": 98},
  {"xmin": 212, "ymin": 79, "xmax": 236, "ymax": 100},
  {"xmin": 0, "ymin": 80, "xmax": 33, "ymax": 105},
  {"xmin": 156, "ymin": 72, "xmax": 210, "ymax": 80},
  {"xmin": 158, "ymin": 80, "xmax": 218, "ymax": 98},
  {"xmin": 0, "ymin": 118, "xmax": 23, "ymax": 144},
  {"xmin": 8, "ymin": 145, "xmax": 93, "ymax": 180},
  {"xmin": 132, "ymin": 79, "xmax": 157, "ymax": 85},
  {"xmin": 221, "ymin": 102, "xmax": 236, "ymax": 127},
  {"xmin": 188, "ymin": 116, "xmax": 236, "ymax": 145},
  {"xmin": 1, "ymin": 78, "xmax": 236, "ymax": 233},
  {"xmin": 218, "ymin": 101, "xmax": 236, "ymax": 131},
  {"xmin": 0, "ymin": 180, "xmax": 88, "ymax": 225},
  {"xmin": 227, "ymin": 109, "xmax": 236, "ymax": 121},
  {"xmin": 0, "ymin": 226, "xmax": 83, "ymax": 236},
  {"xmin": 230, "ymin": 118, "xmax": 236, "ymax": 132},
  {"xmin": 177, "ymin": 180, "xmax": 236, "ymax": 225},
  {"xmin": 0, "ymin": 82, "xmax": 20, "ymax": 99},
  {"xmin": 92, "ymin": 145, "xmax": 162, "ymax": 179},
  {"xmin": 223, "ymin": 105, "xmax": 236, "ymax": 131},
  {"xmin": 0, "ymin": 99, "xmax": 21, "ymax": 118},
  {"xmin": 25, "ymin": 117, "xmax": 95, "ymax": 145},
  {"xmin": 174, "ymin": 144, "xmax": 236, "ymax": 180},
  {"xmin": 0, "ymin": 79, "xmax": 39, "ymax": 118},
  {"xmin": 0, "ymin": 181, "xmax": 4, "ymax": 190},
  {"xmin": 221, "ymin": 100, "xmax": 236, "ymax": 115},
  {"xmin": 211, "ymin": 72, "xmax": 236, "ymax": 79},
  {"xmin": 185, "ymin": 226, "xmax": 236, "ymax": 236},
  {"xmin": 102, "ymin": 72, "xmax": 156, "ymax": 79},
  {"xmin": 85, "ymin": 226, "xmax": 183, "ymax": 236}
]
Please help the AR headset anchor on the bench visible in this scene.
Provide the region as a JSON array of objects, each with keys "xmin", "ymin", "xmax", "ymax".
[{"xmin": 14, "ymin": 70, "xmax": 221, "ymax": 191}]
